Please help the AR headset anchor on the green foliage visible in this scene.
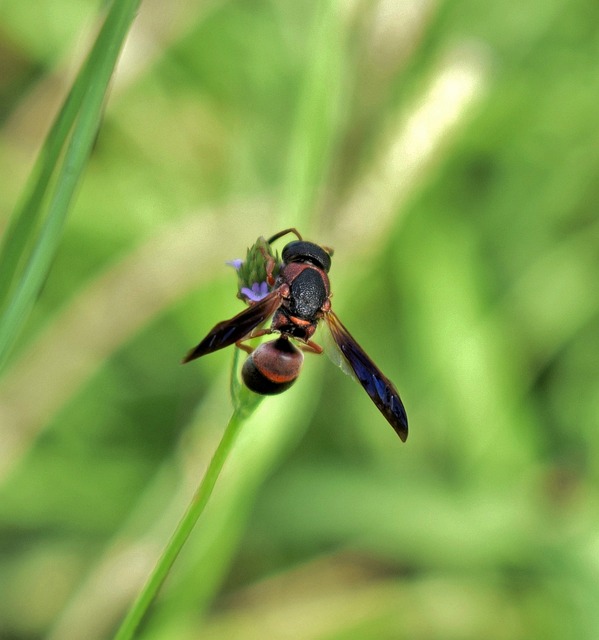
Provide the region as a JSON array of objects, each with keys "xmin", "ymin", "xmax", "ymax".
[
  {"xmin": 1, "ymin": 0, "xmax": 598, "ymax": 638},
  {"xmin": 0, "ymin": 0, "xmax": 142, "ymax": 370}
]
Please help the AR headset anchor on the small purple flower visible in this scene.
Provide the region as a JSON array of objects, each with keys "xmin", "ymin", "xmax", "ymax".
[
  {"xmin": 241, "ymin": 281, "xmax": 270, "ymax": 302},
  {"xmin": 226, "ymin": 258, "xmax": 243, "ymax": 270}
]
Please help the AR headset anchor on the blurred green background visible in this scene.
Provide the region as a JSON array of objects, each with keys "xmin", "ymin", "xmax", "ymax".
[{"xmin": 1, "ymin": 0, "xmax": 598, "ymax": 638}]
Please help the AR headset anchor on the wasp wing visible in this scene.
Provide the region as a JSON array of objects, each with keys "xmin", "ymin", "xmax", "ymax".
[
  {"xmin": 182, "ymin": 291, "xmax": 282, "ymax": 363},
  {"xmin": 325, "ymin": 311, "xmax": 408, "ymax": 441},
  {"xmin": 317, "ymin": 321, "xmax": 356, "ymax": 380}
]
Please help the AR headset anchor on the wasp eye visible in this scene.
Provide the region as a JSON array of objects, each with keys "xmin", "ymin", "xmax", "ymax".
[{"xmin": 282, "ymin": 241, "xmax": 331, "ymax": 272}]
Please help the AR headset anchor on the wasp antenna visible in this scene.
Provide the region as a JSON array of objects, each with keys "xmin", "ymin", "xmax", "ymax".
[{"xmin": 267, "ymin": 228, "xmax": 303, "ymax": 245}]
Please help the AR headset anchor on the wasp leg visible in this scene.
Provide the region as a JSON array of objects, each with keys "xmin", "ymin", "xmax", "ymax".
[
  {"xmin": 299, "ymin": 339, "xmax": 323, "ymax": 355},
  {"xmin": 256, "ymin": 246, "xmax": 279, "ymax": 287},
  {"xmin": 235, "ymin": 328, "xmax": 274, "ymax": 354},
  {"xmin": 265, "ymin": 253, "xmax": 277, "ymax": 287}
]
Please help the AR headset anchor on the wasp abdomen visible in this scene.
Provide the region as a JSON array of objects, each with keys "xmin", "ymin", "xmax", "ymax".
[{"xmin": 241, "ymin": 338, "xmax": 304, "ymax": 395}]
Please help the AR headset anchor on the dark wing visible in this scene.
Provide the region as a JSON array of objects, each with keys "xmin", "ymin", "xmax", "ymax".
[
  {"xmin": 325, "ymin": 311, "xmax": 408, "ymax": 441},
  {"xmin": 182, "ymin": 291, "xmax": 282, "ymax": 363}
]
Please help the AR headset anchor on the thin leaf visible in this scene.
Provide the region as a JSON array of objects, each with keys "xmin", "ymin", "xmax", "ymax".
[{"xmin": 0, "ymin": 0, "xmax": 142, "ymax": 371}]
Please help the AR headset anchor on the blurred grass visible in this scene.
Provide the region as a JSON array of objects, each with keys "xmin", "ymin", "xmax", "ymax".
[
  {"xmin": 0, "ymin": 0, "xmax": 142, "ymax": 370},
  {"xmin": 1, "ymin": 0, "xmax": 599, "ymax": 639}
]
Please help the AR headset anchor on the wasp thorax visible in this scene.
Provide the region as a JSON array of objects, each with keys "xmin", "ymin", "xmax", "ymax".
[{"xmin": 242, "ymin": 337, "xmax": 304, "ymax": 395}]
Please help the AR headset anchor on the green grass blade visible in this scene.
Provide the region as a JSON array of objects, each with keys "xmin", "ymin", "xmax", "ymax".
[
  {"xmin": 0, "ymin": 82, "xmax": 83, "ymax": 309},
  {"xmin": 0, "ymin": 0, "xmax": 142, "ymax": 370}
]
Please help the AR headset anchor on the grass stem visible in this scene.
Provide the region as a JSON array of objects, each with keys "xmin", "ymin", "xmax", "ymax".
[{"xmin": 113, "ymin": 382, "xmax": 262, "ymax": 640}]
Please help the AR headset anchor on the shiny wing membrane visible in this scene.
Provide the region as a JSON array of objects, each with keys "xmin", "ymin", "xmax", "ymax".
[
  {"xmin": 325, "ymin": 311, "xmax": 408, "ymax": 441},
  {"xmin": 182, "ymin": 291, "xmax": 282, "ymax": 363}
]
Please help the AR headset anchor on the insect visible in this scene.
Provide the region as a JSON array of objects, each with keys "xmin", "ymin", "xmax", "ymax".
[{"xmin": 183, "ymin": 229, "xmax": 408, "ymax": 441}]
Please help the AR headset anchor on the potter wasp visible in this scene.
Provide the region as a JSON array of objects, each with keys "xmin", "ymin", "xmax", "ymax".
[{"xmin": 183, "ymin": 229, "xmax": 408, "ymax": 441}]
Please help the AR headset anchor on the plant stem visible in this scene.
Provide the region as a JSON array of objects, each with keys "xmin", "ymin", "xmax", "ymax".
[{"xmin": 113, "ymin": 388, "xmax": 261, "ymax": 640}]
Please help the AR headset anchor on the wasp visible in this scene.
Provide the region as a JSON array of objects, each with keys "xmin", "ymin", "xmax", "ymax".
[{"xmin": 183, "ymin": 229, "xmax": 408, "ymax": 441}]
